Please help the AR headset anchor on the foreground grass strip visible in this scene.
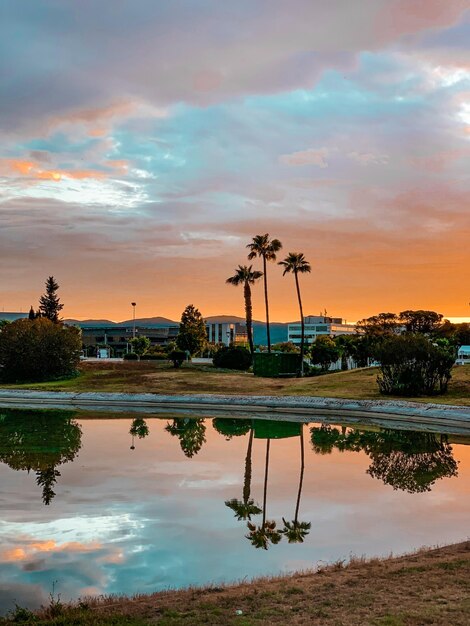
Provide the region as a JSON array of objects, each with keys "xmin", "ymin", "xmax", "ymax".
[
  {"xmin": 2, "ymin": 541, "xmax": 468, "ymax": 625},
  {"xmin": 1, "ymin": 362, "xmax": 469, "ymax": 406}
]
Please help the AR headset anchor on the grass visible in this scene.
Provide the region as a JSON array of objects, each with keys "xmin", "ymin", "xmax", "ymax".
[
  {"xmin": 1, "ymin": 361, "xmax": 470, "ymax": 406},
  {"xmin": 2, "ymin": 541, "xmax": 468, "ymax": 625}
]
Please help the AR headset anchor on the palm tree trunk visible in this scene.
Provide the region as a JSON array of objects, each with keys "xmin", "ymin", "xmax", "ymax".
[
  {"xmin": 243, "ymin": 429, "xmax": 254, "ymax": 504},
  {"xmin": 294, "ymin": 426, "xmax": 305, "ymax": 525},
  {"xmin": 294, "ymin": 271, "xmax": 305, "ymax": 376},
  {"xmin": 262, "ymin": 438, "xmax": 271, "ymax": 528},
  {"xmin": 263, "ymin": 256, "xmax": 271, "ymax": 353},
  {"xmin": 244, "ymin": 282, "xmax": 254, "ymax": 356}
]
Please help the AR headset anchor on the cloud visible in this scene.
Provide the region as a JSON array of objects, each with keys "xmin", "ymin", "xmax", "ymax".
[{"xmin": 280, "ymin": 148, "xmax": 329, "ymax": 168}]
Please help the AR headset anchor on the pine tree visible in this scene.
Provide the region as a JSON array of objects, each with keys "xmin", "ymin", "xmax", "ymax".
[
  {"xmin": 176, "ymin": 304, "xmax": 207, "ymax": 356},
  {"xmin": 39, "ymin": 276, "xmax": 64, "ymax": 323},
  {"xmin": 28, "ymin": 306, "xmax": 35, "ymax": 320}
]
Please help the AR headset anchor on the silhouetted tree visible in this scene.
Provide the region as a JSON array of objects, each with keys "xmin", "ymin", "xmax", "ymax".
[
  {"xmin": 226, "ymin": 265, "xmax": 263, "ymax": 355},
  {"xmin": 247, "ymin": 234, "xmax": 282, "ymax": 353},
  {"xmin": 176, "ymin": 305, "xmax": 207, "ymax": 356},
  {"xmin": 165, "ymin": 418, "xmax": 206, "ymax": 457},
  {"xmin": 39, "ymin": 276, "xmax": 64, "ymax": 322}
]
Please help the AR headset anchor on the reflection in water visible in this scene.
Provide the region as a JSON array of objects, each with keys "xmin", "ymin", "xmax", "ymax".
[
  {"xmin": 310, "ymin": 426, "xmax": 459, "ymax": 493},
  {"xmin": 0, "ymin": 408, "xmax": 468, "ymax": 614},
  {"xmin": 0, "ymin": 409, "xmax": 82, "ymax": 504},
  {"xmin": 165, "ymin": 418, "xmax": 206, "ymax": 457}
]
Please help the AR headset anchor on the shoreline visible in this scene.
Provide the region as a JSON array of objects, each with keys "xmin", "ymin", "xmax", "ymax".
[
  {"xmin": 1, "ymin": 390, "xmax": 470, "ymax": 434},
  {"xmin": 2, "ymin": 541, "xmax": 468, "ymax": 625}
]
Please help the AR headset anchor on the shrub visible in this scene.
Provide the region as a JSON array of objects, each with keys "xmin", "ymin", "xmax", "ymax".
[
  {"xmin": 375, "ymin": 333, "xmax": 456, "ymax": 396},
  {"xmin": 0, "ymin": 318, "xmax": 81, "ymax": 383},
  {"xmin": 140, "ymin": 353, "xmax": 167, "ymax": 360},
  {"xmin": 123, "ymin": 352, "xmax": 139, "ymax": 361},
  {"xmin": 213, "ymin": 346, "xmax": 252, "ymax": 370},
  {"xmin": 169, "ymin": 350, "xmax": 186, "ymax": 368}
]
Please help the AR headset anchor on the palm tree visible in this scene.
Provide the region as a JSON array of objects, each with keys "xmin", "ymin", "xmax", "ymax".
[
  {"xmin": 281, "ymin": 425, "xmax": 311, "ymax": 543},
  {"xmin": 245, "ymin": 438, "xmax": 282, "ymax": 549},
  {"xmin": 278, "ymin": 252, "xmax": 311, "ymax": 376},
  {"xmin": 247, "ymin": 234, "xmax": 282, "ymax": 353},
  {"xmin": 225, "ymin": 427, "xmax": 262, "ymax": 520},
  {"xmin": 226, "ymin": 265, "xmax": 263, "ymax": 355}
]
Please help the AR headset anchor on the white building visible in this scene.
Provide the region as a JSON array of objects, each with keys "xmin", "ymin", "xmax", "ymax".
[
  {"xmin": 456, "ymin": 345, "xmax": 470, "ymax": 365},
  {"xmin": 288, "ymin": 315, "xmax": 357, "ymax": 346},
  {"xmin": 205, "ymin": 321, "xmax": 248, "ymax": 346}
]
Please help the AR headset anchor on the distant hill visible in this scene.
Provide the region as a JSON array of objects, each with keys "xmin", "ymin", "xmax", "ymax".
[
  {"xmin": 64, "ymin": 319, "xmax": 117, "ymax": 326},
  {"xmin": 119, "ymin": 316, "xmax": 178, "ymax": 327}
]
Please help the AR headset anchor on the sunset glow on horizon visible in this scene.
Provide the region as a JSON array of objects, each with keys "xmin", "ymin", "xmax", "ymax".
[{"xmin": 1, "ymin": 1, "xmax": 469, "ymax": 322}]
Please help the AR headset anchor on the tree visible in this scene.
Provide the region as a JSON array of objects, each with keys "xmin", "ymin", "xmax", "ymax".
[
  {"xmin": 128, "ymin": 336, "xmax": 150, "ymax": 359},
  {"xmin": 226, "ymin": 265, "xmax": 263, "ymax": 355},
  {"xmin": 176, "ymin": 305, "xmax": 207, "ymax": 356},
  {"xmin": 271, "ymin": 341, "xmax": 300, "ymax": 353},
  {"xmin": 247, "ymin": 234, "xmax": 282, "ymax": 353},
  {"xmin": 0, "ymin": 318, "xmax": 82, "ymax": 382},
  {"xmin": 28, "ymin": 306, "xmax": 36, "ymax": 320},
  {"xmin": 375, "ymin": 333, "xmax": 456, "ymax": 396},
  {"xmin": 39, "ymin": 276, "xmax": 64, "ymax": 322},
  {"xmin": 278, "ymin": 252, "xmax": 311, "ymax": 376},
  {"xmin": 399, "ymin": 310, "xmax": 443, "ymax": 334},
  {"xmin": 356, "ymin": 313, "xmax": 400, "ymax": 336},
  {"xmin": 310, "ymin": 335, "xmax": 340, "ymax": 371}
]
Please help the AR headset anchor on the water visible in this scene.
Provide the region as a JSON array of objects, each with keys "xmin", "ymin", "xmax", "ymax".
[{"xmin": 0, "ymin": 408, "xmax": 469, "ymax": 614}]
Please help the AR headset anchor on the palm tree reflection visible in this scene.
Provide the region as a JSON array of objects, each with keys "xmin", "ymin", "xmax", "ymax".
[
  {"xmin": 281, "ymin": 424, "xmax": 311, "ymax": 543},
  {"xmin": 225, "ymin": 426, "xmax": 262, "ymax": 521}
]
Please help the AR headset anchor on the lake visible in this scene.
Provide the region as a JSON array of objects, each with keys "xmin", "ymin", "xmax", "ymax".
[{"xmin": 0, "ymin": 407, "xmax": 469, "ymax": 614}]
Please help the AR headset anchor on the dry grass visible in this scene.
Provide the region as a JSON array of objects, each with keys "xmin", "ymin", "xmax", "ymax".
[
  {"xmin": 4, "ymin": 541, "xmax": 469, "ymax": 625},
  {"xmin": 2, "ymin": 361, "xmax": 470, "ymax": 406}
]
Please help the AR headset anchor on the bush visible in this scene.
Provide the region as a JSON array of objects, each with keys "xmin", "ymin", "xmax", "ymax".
[
  {"xmin": 213, "ymin": 346, "xmax": 252, "ymax": 370},
  {"xmin": 123, "ymin": 352, "xmax": 139, "ymax": 361},
  {"xmin": 375, "ymin": 333, "xmax": 456, "ymax": 396},
  {"xmin": 140, "ymin": 353, "xmax": 167, "ymax": 360},
  {"xmin": 0, "ymin": 318, "xmax": 81, "ymax": 382},
  {"xmin": 169, "ymin": 350, "xmax": 186, "ymax": 368}
]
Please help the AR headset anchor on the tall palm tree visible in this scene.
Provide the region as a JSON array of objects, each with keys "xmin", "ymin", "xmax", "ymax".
[
  {"xmin": 226, "ymin": 265, "xmax": 263, "ymax": 356},
  {"xmin": 278, "ymin": 252, "xmax": 311, "ymax": 376},
  {"xmin": 246, "ymin": 234, "xmax": 282, "ymax": 353},
  {"xmin": 281, "ymin": 425, "xmax": 311, "ymax": 543}
]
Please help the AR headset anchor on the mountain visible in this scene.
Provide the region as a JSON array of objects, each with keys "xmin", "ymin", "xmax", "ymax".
[
  {"xmin": 64, "ymin": 318, "xmax": 117, "ymax": 326},
  {"xmin": 119, "ymin": 316, "xmax": 178, "ymax": 327},
  {"xmin": 253, "ymin": 322, "xmax": 288, "ymax": 345}
]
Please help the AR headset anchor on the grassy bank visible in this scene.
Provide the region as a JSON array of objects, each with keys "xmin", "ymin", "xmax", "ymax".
[
  {"xmin": 2, "ymin": 541, "xmax": 469, "ymax": 625},
  {"xmin": 1, "ymin": 361, "xmax": 470, "ymax": 406}
]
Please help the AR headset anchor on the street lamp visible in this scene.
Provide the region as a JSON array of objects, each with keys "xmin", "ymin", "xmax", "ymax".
[{"xmin": 131, "ymin": 302, "xmax": 136, "ymax": 339}]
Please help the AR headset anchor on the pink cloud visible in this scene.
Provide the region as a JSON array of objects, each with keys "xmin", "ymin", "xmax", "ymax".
[{"xmin": 280, "ymin": 148, "xmax": 329, "ymax": 168}]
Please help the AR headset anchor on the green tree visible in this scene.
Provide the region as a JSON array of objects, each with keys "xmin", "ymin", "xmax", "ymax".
[
  {"xmin": 39, "ymin": 276, "xmax": 64, "ymax": 322},
  {"xmin": 272, "ymin": 341, "xmax": 300, "ymax": 353},
  {"xmin": 128, "ymin": 336, "xmax": 151, "ymax": 359},
  {"xmin": 375, "ymin": 333, "xmax": 456, "ymax": 396},
  {"xmin": 310, "ymin": 335, "xmax": 340, "ymax": 371},
  {"xmin": 176, "ymin": 304, "xmax": 207, "ymax": 356},
  {"xmin": 247, "ymin": 234, "xmax": 282, "ymax": 353},
  {"xmin": 356, "ymin": 313, "xmax": 400, "ymax": 337},
  {"xmin": 278, "ymin": 252, "xmax": 311, "ymax": 376},
  {"xmin": 226, "ymin": 265, "xmax": 263, "ymax": 355},
  {"xmin": 399, "ymin": 310, "xmax": 444, "ymax": 334},
  {"xmin": 0, "ymin": 318, "xmax": 82, "ymax": 382}
]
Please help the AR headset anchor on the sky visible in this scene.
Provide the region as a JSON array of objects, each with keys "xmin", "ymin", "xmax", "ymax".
[{"xmin": 1, "ymin": 0, "xmax": 469, "ymax": 322}]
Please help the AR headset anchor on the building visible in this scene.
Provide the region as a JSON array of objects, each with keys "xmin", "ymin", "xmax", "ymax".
[
  {"xmin": 205, "ymin": 321, "xmax": 248, "ymax": 346},
  {"xmin": 456, "ymin": 345, "xmax": 470, "ymax": 365},
  {"xmin": 288, "ymin": 315, "xmax": 357, "ymax": 346},
  {"xmin": 77, "ymin": 325, "xmax": 179, "ymax": 357}
]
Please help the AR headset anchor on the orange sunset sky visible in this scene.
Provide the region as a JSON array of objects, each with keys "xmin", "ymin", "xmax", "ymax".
[{"xmin": 1, "ymin": 1, "xmax": 469, "ymax": 322}]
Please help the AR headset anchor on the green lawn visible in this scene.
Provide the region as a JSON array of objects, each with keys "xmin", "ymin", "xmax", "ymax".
[{"xmin": 1, "ymin": 361, "xmax": 469, "ymax": 406}]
